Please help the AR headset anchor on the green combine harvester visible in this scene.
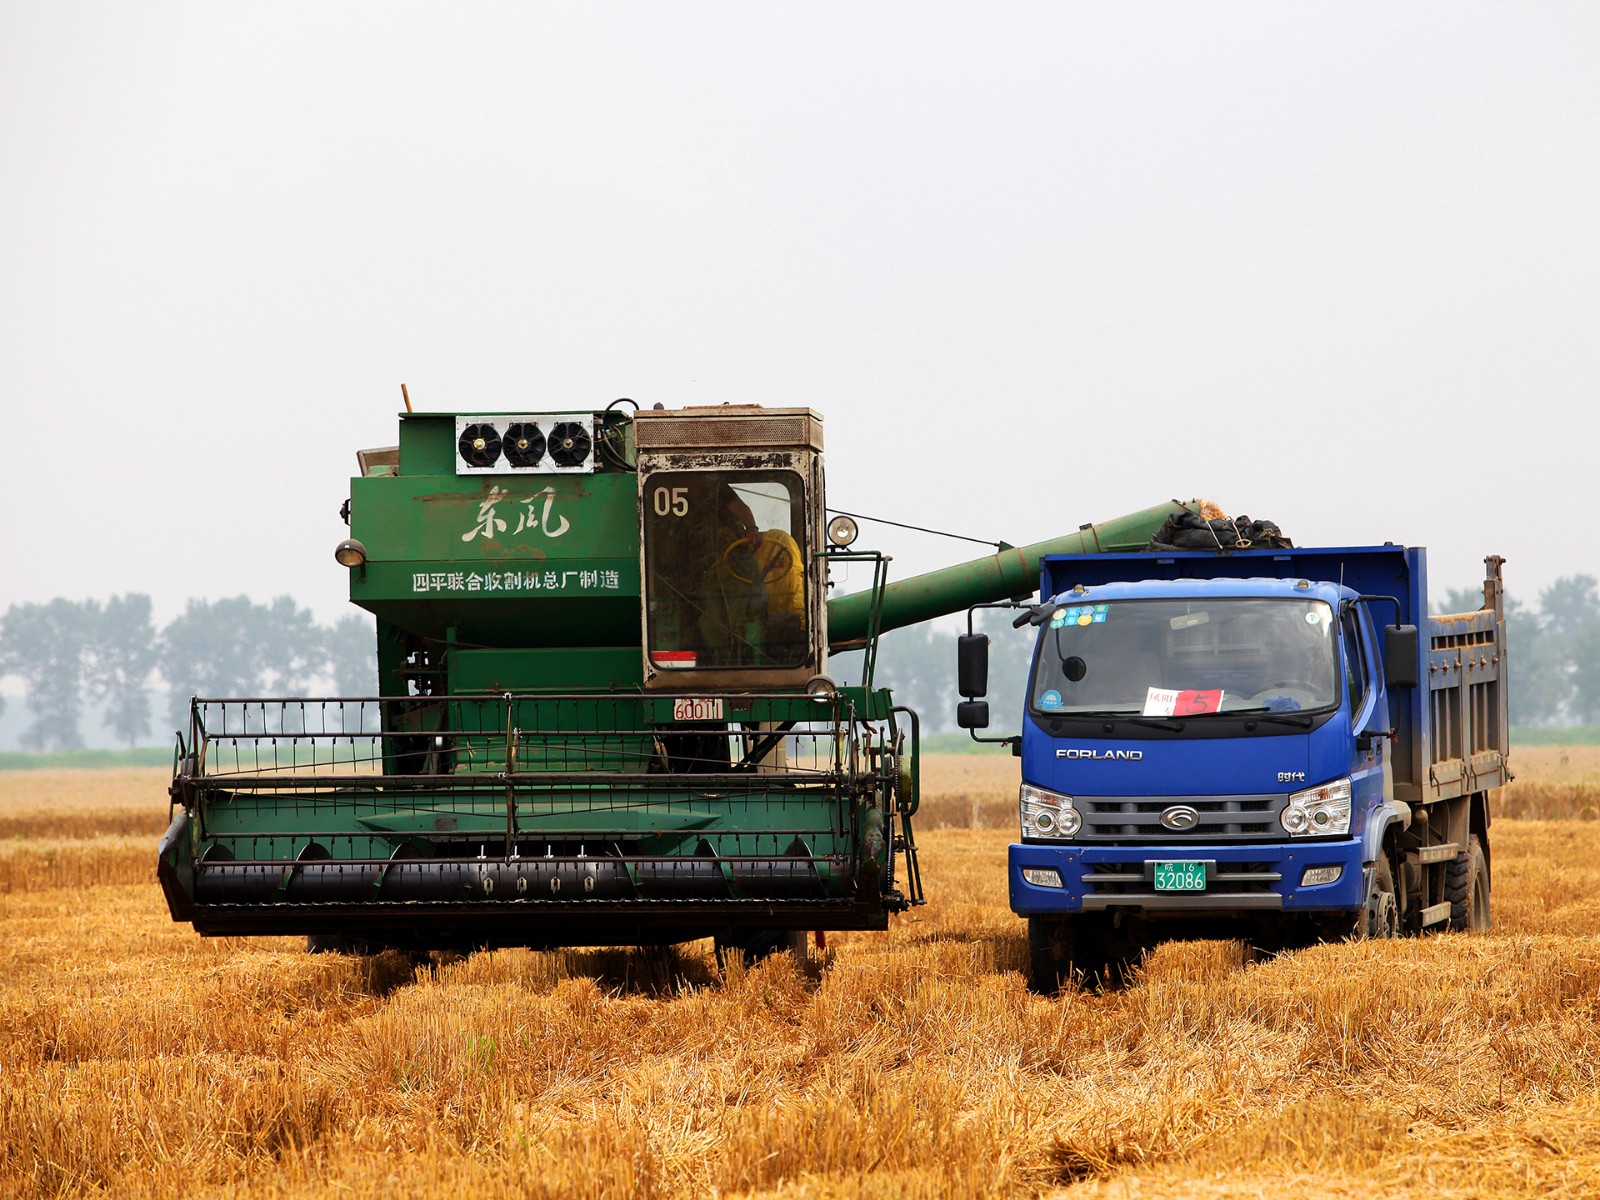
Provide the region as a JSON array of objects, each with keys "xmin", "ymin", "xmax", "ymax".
[{"xmin": 159, "ymin": 402, "xmax": 1184, "ymax": 956}]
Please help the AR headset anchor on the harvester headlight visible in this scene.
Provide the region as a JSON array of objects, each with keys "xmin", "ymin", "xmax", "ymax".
[
  {"xmin": 1280, "ymin": 777, "xmax": 1352, "ymax": 837},
  {"xmin": 805, "ymin": 674, "xmax": 839, "ymax": 703},
  {"xmin": 334, "ymin": 538, "xmax": 368, "ymax": 568},
  {"xmin": 827, "ymin": 515, "xmax": 859, "ymax": 547},
  {"xmin": 1020, "ymin": 783, "xmax": 1080, "ymax": 840}
]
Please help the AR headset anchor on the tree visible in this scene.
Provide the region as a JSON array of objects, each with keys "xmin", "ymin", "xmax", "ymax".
[
  {"xmin": 837, "ymin": 606, "xmax": 1038, "ymax": 736},
  {"xmin": 1533, "ymin": 576, "xmax": 1600, "ymax": 725},
  {"xmin": 260, "ymin": 597, "xmax": 324, "ymax": 695},
  {"xmin": 0, "ymin": 599, "xmax": 98, "ymax": 750},
  {"xmin": 327, "ymin": 614, "xmax": 376, "ymax": 694},
  {"xmin": 1505, "ymin": 595, "xmax": 1570, "ymax": 727},
  {"xmin": 93, "ymin": 594, "xmax": 157, "ymax": 748},
  {"xmin": 159, "ymin": 597, "xmax": 276, "ymax": 737}
]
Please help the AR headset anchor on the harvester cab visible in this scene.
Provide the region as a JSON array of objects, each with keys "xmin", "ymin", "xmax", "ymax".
[{"xmin": 159, "ymin": 399, "xmax": 1189, "ymax": 958}]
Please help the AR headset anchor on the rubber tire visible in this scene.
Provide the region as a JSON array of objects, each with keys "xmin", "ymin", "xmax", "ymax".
[
  {"xmin": 714, "ymin": 929, "xmax": 807, "ymax": 968},
  {"xmin": 307, "ymin": 934, "xmax": 377, "ymax": 955},
  {"xmin": 1367, "ymin": 854, "xmax": 1400, "ymax": 939},
  {"xmin": 1027, "ymin": 916, "xmax": 1135, "ymax": 993},
  {"xmin": 1446, "ymin": 835, "xmax": 1491, "ymax": 931},
  {"xmin": 1027, "ymin": 915, "xmax": 1077, "ymax": 994}
]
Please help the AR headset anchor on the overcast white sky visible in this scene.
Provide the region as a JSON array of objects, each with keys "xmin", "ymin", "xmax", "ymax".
[{"xmin": 2, "ymin": 2, "xmax": 1595, "ymax": 627}]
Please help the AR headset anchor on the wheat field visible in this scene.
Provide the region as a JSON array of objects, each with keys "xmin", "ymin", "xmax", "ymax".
[{"xmin": 4, "ymin": 755, "xmax": 1600, "ymax": 1199}]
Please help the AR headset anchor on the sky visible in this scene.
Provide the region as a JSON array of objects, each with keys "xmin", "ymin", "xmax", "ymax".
[{"xmin": 2, "ymin": 1, "xmax": 1596, "ymax": 629}]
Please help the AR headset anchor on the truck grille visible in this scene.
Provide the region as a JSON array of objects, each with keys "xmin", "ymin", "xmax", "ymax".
[
  {"xmin": 1084, "ymin": 861, "xmax": 1282, "ymax": 897},
  {"xmin": 1077, "ymin": 794, "xmax": 1286, "ymax": 842}
]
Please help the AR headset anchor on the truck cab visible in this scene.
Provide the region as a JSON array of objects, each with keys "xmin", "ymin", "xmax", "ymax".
[{"xmin": 960, "ymin": 545, "xmax": 1506, "ymax": 991}]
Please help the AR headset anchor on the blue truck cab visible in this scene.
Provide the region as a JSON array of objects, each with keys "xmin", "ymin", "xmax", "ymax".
[{"xmin": 958, "ymin": 545, "xmax": 1508, "ymax": 991}]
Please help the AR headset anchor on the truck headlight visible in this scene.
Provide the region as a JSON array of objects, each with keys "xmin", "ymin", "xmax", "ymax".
[
  {"xmin": 1280, "ymin": 777, "xmax": 1351, "ymax": 837},
  {"xmin": 1021, "ymin": 783, "xmax": 1080, "ymax": 840}
]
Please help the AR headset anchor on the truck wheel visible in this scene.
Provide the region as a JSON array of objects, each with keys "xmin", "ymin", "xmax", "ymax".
[
  {"xmin": 1367, "ymin": 854, "xmax": 1400, "ymax": 939},
  {"xmin": 1027, "ymin": 916, "xmax": 1125, "ymax": 993},
  {"xmin": 1027, "ymin": 916, "xmax": 1074, "ymax": 994},
  {"xmin": 714, "ymin": 929, "xmax": 807, "ymax": 969},
  {"xmin": 1446, "ymin": 836, "xmax": 1491, "ymax": 932}
]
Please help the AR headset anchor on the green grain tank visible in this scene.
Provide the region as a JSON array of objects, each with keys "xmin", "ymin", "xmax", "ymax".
[{"xmin": 158, "ymin": 402, "xmax": 1185, "ymax": 955}]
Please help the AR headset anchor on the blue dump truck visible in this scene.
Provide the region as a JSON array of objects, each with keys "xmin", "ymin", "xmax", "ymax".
[{"xmin": 956, "ymin": 545, "xmax": 1509, "ymax": 991}]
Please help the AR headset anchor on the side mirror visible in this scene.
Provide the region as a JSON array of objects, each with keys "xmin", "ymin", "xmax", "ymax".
[
  {"xmin": 957, "ymin": 633, "xmax": 990, "ymax": 699},
  {"xmin": 957, "ymin": 700, "xmax": 991, "ymax": 730},
  {"xmin": 1384, "ymin": 624, "xmax": 1420, "ymax": 689}
]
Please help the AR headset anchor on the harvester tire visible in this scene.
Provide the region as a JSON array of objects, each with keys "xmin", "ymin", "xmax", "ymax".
[
  {"xmin": 714, "ymin": 929, "xmax": 808, "ymax": 969},
  {"xmin": 1446, "ymin": 835, "xmax": 1491, "ymax": 932},
  {"xmin": 307, "ymin": 934, "xmax": 373, "ymax": 955}
]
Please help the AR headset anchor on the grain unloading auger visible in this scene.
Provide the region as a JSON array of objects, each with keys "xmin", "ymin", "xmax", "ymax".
[{"xmin": 159, "ymin": 403, "xmax": 1187, "ymax": 954}]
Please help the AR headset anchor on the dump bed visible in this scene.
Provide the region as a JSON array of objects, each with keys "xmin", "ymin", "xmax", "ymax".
[{"xmin": 1423, "ymin": 556, "xmax": 1509, "ymax": 804}]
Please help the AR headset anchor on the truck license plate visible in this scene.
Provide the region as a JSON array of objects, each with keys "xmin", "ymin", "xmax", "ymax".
[
  {"xmin": 672, "ymin": 697, "xmax": 724, "ymax": 721},
  {"xmin": 1153, "ymin": 861, "xmax": 1207, "ymax": 891}
]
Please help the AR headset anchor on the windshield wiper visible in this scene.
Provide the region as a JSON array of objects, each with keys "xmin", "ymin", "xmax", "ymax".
[
  {"xmin": 1062, "ymin": 709, "xmax": 1186, "ymax": 731},
  {"xmin": 1222, "ymin": 706, "xmax": 1316, "ymax": 728}
]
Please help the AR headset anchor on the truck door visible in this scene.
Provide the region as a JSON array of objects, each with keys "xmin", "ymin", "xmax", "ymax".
[{"xmin": 1343, "ymin": 603, "xmax": 1388, "ymax": 819}]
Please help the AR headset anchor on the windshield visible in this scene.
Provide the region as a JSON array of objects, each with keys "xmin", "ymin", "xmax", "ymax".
[
  {"xmin": 1030, "ymin": 597, "xmax": 1339, "ymax": 717},
  {"xmin": 642, "ymin": 469, "xmax": 809, "ymax": 669}
]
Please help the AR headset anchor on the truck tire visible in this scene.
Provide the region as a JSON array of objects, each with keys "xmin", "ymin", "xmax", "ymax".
[
  {"xmin": 1367, "ymin": 854, "xmax": 1400, "ymax": 939},
  {"xmin": 1446, "ymin": 835, "xmax": 1491, "ymax": 931},
  {"xmin": 1027, "ymin": 916, "xmax": 1132, "ymax": 993},
  {"xmin": 1027, "ymin": 915, "xmax": 1075, "ymax": 994}
]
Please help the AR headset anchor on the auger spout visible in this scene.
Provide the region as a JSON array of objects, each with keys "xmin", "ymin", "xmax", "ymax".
[{"xmin": 826, "ymin": 499, "xmax": 1194, "ymax": 652}]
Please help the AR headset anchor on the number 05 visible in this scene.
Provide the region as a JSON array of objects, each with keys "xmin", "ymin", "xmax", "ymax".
[{"xmin": 652, "ymin": 487, "xmax": 689, "ymax": 517}]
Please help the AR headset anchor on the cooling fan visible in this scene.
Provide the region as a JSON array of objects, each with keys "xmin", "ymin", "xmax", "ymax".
[
  {"xmin": 503, "ymin": 422, "xmax": 546, "ymax": 468},
  {"xmin": 457, "ymin": 423, "xmax": 502, "ymax": 468},
  {"xmin": 548, "ymin": 422, "xmax": 592, "ymax": 468}
]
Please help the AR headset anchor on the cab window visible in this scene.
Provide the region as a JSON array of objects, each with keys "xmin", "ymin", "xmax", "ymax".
[
  {"xmin": 1341, "ymin": 605, "xmax": 1370, "ymax": 716},
  {"xmin": 642, "ymin": 470, "xmax": 808, "ymax": 669}
]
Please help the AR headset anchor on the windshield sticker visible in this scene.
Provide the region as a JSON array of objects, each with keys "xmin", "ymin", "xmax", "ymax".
[
  {"xmin": 1052, "ymin": 605, "xmax": 1109, "ymax": 629},
  {"xmin": 1144, "ymin": 687, "xmax": 1225, "ymax": 717},
  {"xmin": 1038, "ymin": 689, "xmax": 1063, "ymax": 709}
]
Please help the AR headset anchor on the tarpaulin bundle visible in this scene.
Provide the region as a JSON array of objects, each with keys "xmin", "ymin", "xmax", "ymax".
[{"xmin": 1146, "ymin": 510, "xmax": 1293, "ymax": 552}]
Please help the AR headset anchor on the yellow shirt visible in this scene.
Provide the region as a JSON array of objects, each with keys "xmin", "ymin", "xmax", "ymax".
[{"xmin": 752, "ymin": 529, "xmax": 804, "ymax": 619}]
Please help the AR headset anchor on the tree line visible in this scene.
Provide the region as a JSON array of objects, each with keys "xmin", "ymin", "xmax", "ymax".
[
  {"xmin": 1, "ymin": 576, "xmax": 1594, "ymax": 750},
  {"xmin": 0, "ymin": 596, "xmax": 374, "ymax": 751}
]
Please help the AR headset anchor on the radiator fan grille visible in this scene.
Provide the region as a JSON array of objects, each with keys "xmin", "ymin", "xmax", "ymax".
[
  {"xmin": 503, "ymin": 423, "xmax": 546, "ymax": 468},
  {"xmin": 548, "ymin": 422, "xmax": 592, "ymax": 468},
  {"xmin": 457, "ymin": 423, "xmax": 502, "ymax": 468}
]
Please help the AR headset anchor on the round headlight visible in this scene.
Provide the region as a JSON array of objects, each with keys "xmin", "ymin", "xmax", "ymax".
[
  {"xmin": 805, "ymin": 674, "xmax": 839, "ymax": 702},
  {"xmin": 827, "ymin": 515, "xmax": 859, "ymax": 547},
  {"xmin": 1034, "ymin": 810, "xmax": 1057, "ymax": 835},
  {"xmin": 1059, "ymin": 806, "xmax": 1082, "ymax": 836},
  {"xmin": 334, "ymin": 538, "xmax": 367, "ymax": 568},
  {"xmin": 1281, "ymin": 806, "xmax": 1310, "ymax": 834}
]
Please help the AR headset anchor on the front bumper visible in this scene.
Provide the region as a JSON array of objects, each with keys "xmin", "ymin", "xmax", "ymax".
[{"xmin": 1009, "ymin": 837, "xmax": 1366, "ymax": 917}]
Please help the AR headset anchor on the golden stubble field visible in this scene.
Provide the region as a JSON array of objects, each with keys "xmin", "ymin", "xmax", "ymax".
[{"xmin": 4, "ymin": 752, "xmax": 1600, "ymax": 1199}]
